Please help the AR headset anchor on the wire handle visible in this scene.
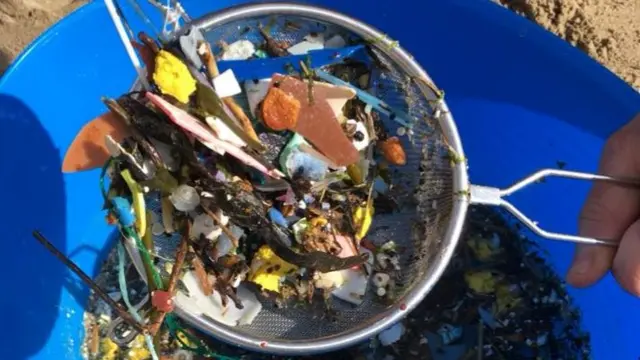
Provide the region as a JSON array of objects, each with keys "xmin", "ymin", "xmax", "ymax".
[{"xmin": 469, "ymin": 169, "xmax": 640, "ymax": 247}]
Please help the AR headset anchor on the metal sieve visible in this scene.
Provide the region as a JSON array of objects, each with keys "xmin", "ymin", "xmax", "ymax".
[{"xmin": 120, "ymin": 1, "xmax": 632, "ymax": 356}]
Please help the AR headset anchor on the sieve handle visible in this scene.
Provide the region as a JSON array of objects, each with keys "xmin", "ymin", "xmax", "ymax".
[{"xmin": 468, "ymin": 168, "xmax": 640, "ymax": 247}]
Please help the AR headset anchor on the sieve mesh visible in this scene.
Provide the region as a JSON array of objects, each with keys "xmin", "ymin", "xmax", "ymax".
[{"xmin": 143, "ymin": 7, "xmax": 459, "ymax": 350}]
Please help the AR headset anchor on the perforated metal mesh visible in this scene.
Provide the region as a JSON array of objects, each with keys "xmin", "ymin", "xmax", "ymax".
[{"xmin": 146, "ymin": 8, "xmax": 458, "ymax": 350}]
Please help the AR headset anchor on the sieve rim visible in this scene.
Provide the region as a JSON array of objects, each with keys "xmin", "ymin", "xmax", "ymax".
[{"xmin": 167, "ymin": 1, "xmax": 471, "ymax": 354}]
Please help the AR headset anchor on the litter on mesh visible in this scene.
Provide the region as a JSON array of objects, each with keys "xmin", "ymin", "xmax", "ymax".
[{"xmin": 49, "ymin": 4, "xmax": 593, "ymax": 360}]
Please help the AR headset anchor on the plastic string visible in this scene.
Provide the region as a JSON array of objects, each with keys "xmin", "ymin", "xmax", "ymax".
[
  {"xmin": 117, "ymin": 242, "xmax": 160, "ymax": 360},
  {"xmin": 104, "ymin": 0, "xmax": 151, "ymax": 90},
  {"xmin": 103, "ymin": 160, "xmax": 239, "ymax": 360}
]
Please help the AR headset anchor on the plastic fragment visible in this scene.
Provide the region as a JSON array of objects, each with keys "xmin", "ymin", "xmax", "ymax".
[
  {"xmin": 169, "ymin": 184, "xmax": 200, "ymax": 212},
  {"xmin": 261, "ymin": 86, "xmax": 301, "ymax": 131},
  {"xmin": 221, "ymin": 40, "xmax": 256, "ymax": 60},
  {"xmin": 175, "ymin": 271, "xmax": 262, "ymax": 327},
  {"xmin": 249, "ymin": 245, "xmax": 298, "ymax": 293},
  {"xmin": 120, "ymin": 169, "xmax": 147, "ymax": 237},
  {"xmin": 353, "ymin": 204, "xmax": 374, "ymax": 241},
  {"xmin": 151, "ymin": 222, "xmax": 165, "ymax": 236},
  {"xmin": 151, "ymin": 290, "xmax": 174, "ymax": 312},
  {"xmin": 152, "ymin": 50, "xmax": 197, "ymax": 104},
  {"xmin": 268, "ymin": 208, "xmax": 288, "ymax": 228},
  {"xmin": 346, "ymin": 119, "xmax": 371, "ymax": 151},
  {"xmin": 465, "ymin": 270, "xmax": 498, "ymax": 294},
  {"xmin": 272, "ymin": 74, "xmax": 359, "ymax": 166},
  {"xmin": 204, "ymin": 116, "xmax": 246, "ymax": 148},
  {"xmin": 437, "ymin": 324, "xmax": 463, "ymax": 345},
  {"xmin": 213, "ymin": 69, "xmax": 242, "ymax": 98},
  {"xmin": 325, "ymin": 34, "xmax": 347, "ymax": 48},
  {"xmin": 287, "ymin": 33, "xmax": 325, "ymax": 55},
  {"xmin": 191, "ymin": 213, "xmax": 222, "ymax": 240},
  {"xmin": 378, "ymin": 322, "xmax": 405, "ymax": 346},
  {"xmin": 380, "ymin": 137, "xmax": 407, "ymax": 165},
  {"xmin": 214, "ymin": 225, "xmax": 244, "ymax": 260},
  {"xmin": 244, "ymin": 78, "xmax": 271, "ymax": 117},
  {"xmin": 179, "ymin": 28, "xmax": 205, "ymax": 69}
]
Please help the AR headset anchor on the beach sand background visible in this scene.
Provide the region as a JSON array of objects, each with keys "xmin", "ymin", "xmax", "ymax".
[{"xmin": 0, "ymin": 0, "xmax": 638, "ymax": 86}]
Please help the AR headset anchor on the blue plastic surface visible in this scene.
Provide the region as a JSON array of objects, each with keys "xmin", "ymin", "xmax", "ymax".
[{"xmin": 0, "ymin": 0, "xmax": 638, "ymax": 359}]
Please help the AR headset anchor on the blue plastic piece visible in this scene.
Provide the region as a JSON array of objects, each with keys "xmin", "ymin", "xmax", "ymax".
[
  {"xmin": 268, "ymin": 207, "xmax": 288, "ymax": 228},
  {"xmin": 0, "ymin": 1, "xmax": 639, "ymax": 359},
  {"xmin": 110, "ymin": 197, "xmax": 135, "ymax": 227},
  {"xmin": 217, "ymin": 45, "xmax": 364, "ymax": 82}
]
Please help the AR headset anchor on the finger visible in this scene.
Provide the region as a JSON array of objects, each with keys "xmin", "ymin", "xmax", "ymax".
[
  {"xmin": 567, "ymin": 113, "xmax": 640, "ymax": 287},
  {"xmin": 613, "ymin": 218, "xmax": 640, "ymax": 296}
]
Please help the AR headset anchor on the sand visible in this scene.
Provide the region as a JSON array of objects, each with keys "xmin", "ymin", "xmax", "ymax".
[
  {"xmin": 0, "ymin": 0, "xmax": 638, "ymax": 87},
  {"xmin": 496, "ymin": 0, "xmax": 640, "ymax": 89}
]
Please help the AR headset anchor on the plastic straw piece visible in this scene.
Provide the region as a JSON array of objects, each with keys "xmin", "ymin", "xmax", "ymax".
[
  {"xmin": 104, "ymin": 0, "xmax": 151, "ymax": 90},
  {"xmin": 117, "ymin": 243, "xmax": 160, "ymax": 360},
  {"xmin": 315, "ymin": 70, "xmax": 412, "ymax": 128}
]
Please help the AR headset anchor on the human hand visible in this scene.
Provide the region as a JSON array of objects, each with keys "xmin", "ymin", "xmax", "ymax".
[{"xmin": 567, "ymin": 113, "xmax": 640, "ymax": 296}]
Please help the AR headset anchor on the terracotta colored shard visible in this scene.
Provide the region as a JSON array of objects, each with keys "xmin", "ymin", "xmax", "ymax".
[
  {"xmin": 62, "ymin": 111, "xmax": 132, "ymax": 173},
  {"xmin": 261, "ymin": 87, "xmax": 301, "ymax": 130},
  {"xmin": 270, "ymin": 74, "xmax": 359, "ymax": 167}
]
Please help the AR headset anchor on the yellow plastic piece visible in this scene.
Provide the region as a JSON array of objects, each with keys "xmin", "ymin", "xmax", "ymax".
[
  {"xmin": 467, "ymin": 236, "xmax": 500, "ymax": 261},
  {"xmin": 464, "ymin": 270, "xmax": 497, "ymax": 294},
  {"xmin": 494, "ymin": 284, "xmax": 522, "ymax": 314},
  {"xmin": 120, "ymin": 169, "xmax": 146, "ymax": 237},
  {"xmin": 353, "ymin": 204, "xmax": 374, "ymax": 241},
  {"xmin": 100, "ymin": 338, "xmax": 119, "ymax": 360},
  {"xmin": 310, "ymin": 217, "xmax": 328, "ymax": 228},
  {"xmin": 249, "ymin": 245, "xmax": 297, "ymax": 293},
  {"xmin": 153, "ymin": 50, "xmax": 197, "ymax": 104}
]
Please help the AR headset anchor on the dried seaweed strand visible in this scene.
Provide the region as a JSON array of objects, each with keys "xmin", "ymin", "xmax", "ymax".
[
  {"xmin": 148, "ymin": 223, "xmax": 189, "ymax": 336},
  {"xmin": 191, "ymin": 249, "xmax": 214, "ymax": 296},
  {"xmin": 31, "ymin": 230, "xmax": 147, "ymax": 334}
]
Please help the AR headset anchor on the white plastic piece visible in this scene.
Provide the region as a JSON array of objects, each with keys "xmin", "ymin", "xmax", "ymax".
[
  {"xmin": 346, "ymin": 119, "xmax": 370, "ymax": 151},
  {"xmin": 332, "ymin": 268, "xmax": 369, "ymax": 305},
  {"xmin": 176, "ymin": 271, "xmax": 262, "ymax": 327},
  {"xmin": 213, "ymin": 69, "xmax": 242, "ymax": 98},
  {"xmin": 190, "ymin": 213, "xmax": 222, "ymax": 241},
  {"xmin": 332, "ymin": 248, "xmax": 372, "ymax": 305},
  {"xmin": 372, "ymin": 273, "xmax": 391, "ymax": 288},
  {"xmin": 324, "ymin": 34, "xmax": 346, "ymax": 48},
  {"xmin": 287, "ymin": 37, "xmax": 325, "ymax": 55},
  {"xmin": 151, "ymin": 222, "xmax": 165, "ymax": 236},
  {"xmin": 205, "ymin": 116, "xmax": 247, "ymax": 148},
  {"xmin": 314, "ymin": 270, "xmax": 345, "ymax": 289},
  {"xmin": 216, "ymin": 209, "xmax": 230, "ymax": 226},
  {"xmin": 221, "ymin": 40, "xmax": 256, "ymax": 60},
  {"xmin": 179, "ymin": 29, "xmax": 205, "ymax": 69},
  {"xmin": 244, "ymin": 79, "xmax": 271, "ymax": 117},
  {"xmin": 378, "ymin": 322, "xmax": 405, "ymax": 346},
  {"xmin": 214, "ymin": 225, "xmax": 244, "ymax": 259},
  {"xmin": 169, "ymin": 185, "xmax": 200, "ymax": 212},
  {"xmin": 305, "ymin": 33, "xmax": 325, "ymax": 44}
]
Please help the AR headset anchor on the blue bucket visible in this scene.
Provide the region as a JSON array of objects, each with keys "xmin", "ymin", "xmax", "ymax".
[{"xmin": 1, "ymin": 0, "xmax": 638, "ymax": 359}]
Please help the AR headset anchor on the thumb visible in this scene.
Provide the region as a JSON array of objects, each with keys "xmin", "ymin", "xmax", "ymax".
[
  {"xmin": 613, "ymin": 218, "xmax": 640, "ymax": 295},
  {"xmin": 568, "ymin": 114, "xmax": 640, "ymax": 287}
]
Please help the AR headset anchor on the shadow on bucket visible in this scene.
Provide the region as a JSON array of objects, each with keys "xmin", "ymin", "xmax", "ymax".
[{"xmin": 0, "ymin": 94, "xmax": 66, "ymax": 359}]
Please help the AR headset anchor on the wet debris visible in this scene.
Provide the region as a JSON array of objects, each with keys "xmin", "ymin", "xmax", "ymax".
[{"xmin": 38, "ymin": 11, "xmax": 592, "ymax": 360}]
